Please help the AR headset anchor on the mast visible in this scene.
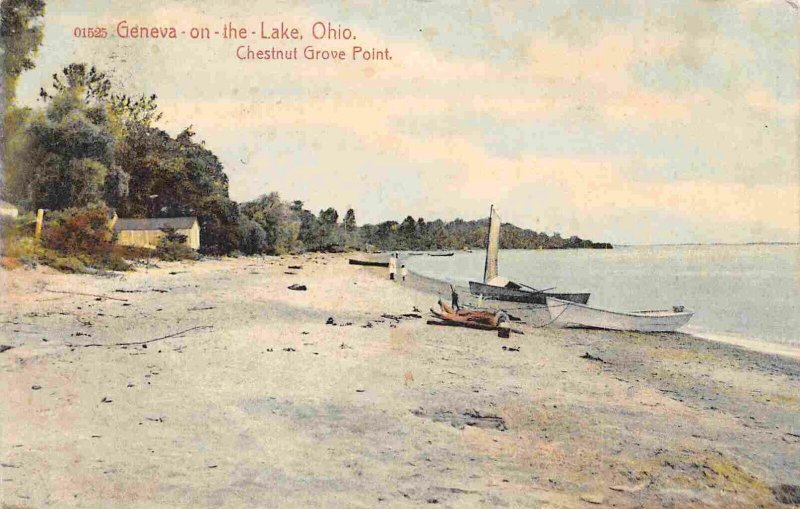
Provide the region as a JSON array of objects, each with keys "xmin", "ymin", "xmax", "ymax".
[
  {"xmin": 483, "ymin": 204, "xmax": 492, "ymax": 283},
  {"xmin": 483, "ymin": 204, "xmax": 500, "ymax": 283}
]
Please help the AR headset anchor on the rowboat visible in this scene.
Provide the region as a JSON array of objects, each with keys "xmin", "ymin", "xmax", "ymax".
[
  {"xmin": 429, "ymin": 252, "xmax": 455, "ymax": 257},
  {"xmin": 545, "ymin": 297, "xmax": 693, "ymax": 332},
  {"xmin": 468, "ymin": 205, "xmax": 590, "ymax": 305},
  {"xmin": 348, "ymin": 259, "xmax": 389, "ymax": 267},
  {"xmin": 469, "ymin": 281, "xmax": 589, "ymax": 305}
]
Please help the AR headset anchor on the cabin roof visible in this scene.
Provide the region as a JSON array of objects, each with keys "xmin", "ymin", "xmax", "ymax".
[{"xmin": 114, "ymin": 217, "xmax": 197, "ymax": 232}]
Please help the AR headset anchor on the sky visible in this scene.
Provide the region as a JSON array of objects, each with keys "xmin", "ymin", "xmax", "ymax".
[{"xmin": 16, "ymin": 0, "xmax": 800, "ymax": 245}]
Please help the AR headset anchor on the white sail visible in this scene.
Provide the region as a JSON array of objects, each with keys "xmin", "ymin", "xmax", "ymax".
[{"xmin": 483, "ymin": 205, "xmax": 501, "ymax": 283}]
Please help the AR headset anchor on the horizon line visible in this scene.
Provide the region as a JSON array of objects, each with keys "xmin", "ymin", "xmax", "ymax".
[{"xmin": 611, "ymin": 241, "xmax": 800, "ymax": 247}]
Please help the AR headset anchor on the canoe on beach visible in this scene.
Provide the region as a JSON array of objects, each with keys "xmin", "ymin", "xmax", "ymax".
[
  {"xmin": 545, "ymin": 297, "xmax": 693, "ymax": 332},
  {"xmin": 348, "ymin": 259, "xmax": 390, "ymax": 267}
]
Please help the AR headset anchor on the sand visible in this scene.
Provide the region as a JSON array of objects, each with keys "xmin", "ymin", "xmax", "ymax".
[{"xmin": 1, "ymin": 254, "xmax": 799, "ymax": 508}]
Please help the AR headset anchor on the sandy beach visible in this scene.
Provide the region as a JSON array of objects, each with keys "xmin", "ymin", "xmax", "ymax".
[{"xmin": 1, "ymin": 254, "xmax": 799, "ymax": 508}]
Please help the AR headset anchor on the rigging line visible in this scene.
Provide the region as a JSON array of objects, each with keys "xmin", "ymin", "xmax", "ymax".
[{"xmin": 529, "ymin": 301, "xmax": 572, "ymax": 328}]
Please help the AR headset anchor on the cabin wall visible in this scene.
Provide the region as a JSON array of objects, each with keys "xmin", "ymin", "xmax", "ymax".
[
  {"xmin": 188, "ymin": 223, "xmax": 200, "ymax": 250},
  {"xmin": 0, "ymin": 207, "xmax": 19, "ymax": 218}
]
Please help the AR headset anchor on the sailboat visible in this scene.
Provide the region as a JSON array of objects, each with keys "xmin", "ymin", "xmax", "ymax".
[{"xmin": 468, "ymin": 205, "xmax": 590, "ymax": 306}]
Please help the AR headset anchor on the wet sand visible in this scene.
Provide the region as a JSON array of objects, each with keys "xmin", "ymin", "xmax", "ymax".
[{"xmin": 1, "ymin": 254, "xmax": 798, "ymax": 508}]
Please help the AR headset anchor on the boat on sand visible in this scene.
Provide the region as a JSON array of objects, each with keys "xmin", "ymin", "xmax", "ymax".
[{"xmin": 545, "ymin": 297, "xmax": 693, "ymax": 332}]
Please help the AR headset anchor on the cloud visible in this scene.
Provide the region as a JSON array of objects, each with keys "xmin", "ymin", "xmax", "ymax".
[{"xmin": 745, "ymin": 85, "xmax": 800, "ymax": 116}]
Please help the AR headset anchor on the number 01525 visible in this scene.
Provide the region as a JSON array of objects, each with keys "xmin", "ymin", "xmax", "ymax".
[{"xmin": 73, "ymin": 27, "xmax": 108, "ymax": 38}]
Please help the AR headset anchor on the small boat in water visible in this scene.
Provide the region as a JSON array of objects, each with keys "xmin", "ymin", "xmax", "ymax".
[
  {"xmin": 545, "ymin": 297, "xmax": 693, "ymax": 332},
  {"xmin": 429, "ymin": 252, "xmax": 455, "ymax": 257},
  {"xmin": 469, "ymin": 205, "xmax": 590, "ymax": 305}
]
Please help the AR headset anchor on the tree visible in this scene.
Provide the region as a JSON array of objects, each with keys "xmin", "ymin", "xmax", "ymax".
[
  {"xmin": 113, "ymin": 124, "xmax": 235, "ymax": 241},
  {"xmin": 196, "ymin": 194, "xmax": 240, "ymax": 255},
  {"xmin": 2, "ymin": 106, "xmax": 35, "ymax": 206},
  {"xmin": 40, "ymin": 63, "xmax": 162, "ymax": 127},
  {"xmin": 238, "ymin": 218, "xmax": 267, "ymax": 255},
  {"xmin": 293, "ymin": 207, "xmax": 317, "ymax": 250},
  {"xmin": 1, "ymin": 0, "xmax": 46, "ymax": 104},
  {"xmin": 103, "ymin": 164, "xmax": 130, "ymax": 209},
  {"xmin": 42, "ymin": 63, "xmax": 112, "ymax": 104},
  {"xmin": 65, "ymin": 158, "xmax": 108, "ymax": 207},
  {"xmin": 319, "ymin": 207, "xmax": 338, "ymax": 225},
  {"xmin": 343, "ymin": 208, "xmax": 356, "ymax": 231},
  {"xmin": 13, "ymin": 88, "xmax": 119, "ymax": 211},
  {"xmin": 240, "ymin": 192, "xmax": 300, "ymax": 254},
  {"xmin": 400, "ymin": 215, "xmax": 416, "ymax": 236}
]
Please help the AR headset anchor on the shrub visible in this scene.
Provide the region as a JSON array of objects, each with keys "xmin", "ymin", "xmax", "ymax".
[
  {"xmin": 110, "ymin": 243, "xmax": 152, "ymax": 261},
  {"xmin": 2, "ymin": 236, "xmax": 45, "ymax": 260},
  {"xmin": 238, "ymin": 218, "xmax": 267, "ymax": 255},
  {"xmin": 42, "ymin": 205, "xmax": 113, "ymax": 256},
  {"xmin": 1, "ymin": 215, "xmax": 44, "ymax": 269},
  {"xmin": 154, "ymin": 228, "xmax": 200, "ymax": 261},
  {"xmin": 38, "ymin": 205, "xmax": 130, "ymax": 271},
  {"xmin": 1, "ymin": 257, "xmax": 23, "ymax": 270}
]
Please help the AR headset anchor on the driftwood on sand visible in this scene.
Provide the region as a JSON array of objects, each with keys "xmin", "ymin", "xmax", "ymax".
[
  {"xmin": 45, "ymin": 288, "xmax": 129, "ymax": 302},
  {"xmin": 68, "ymin": 325, "xmax": 214, "ymax": 348},
  {"xmin": 428, "ymin": 300, "xmax": 523, "ymax": 335}
]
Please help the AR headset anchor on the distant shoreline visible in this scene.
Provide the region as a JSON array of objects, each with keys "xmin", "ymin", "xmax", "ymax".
[{"xmin": 612, "ymin": 242, "xmax": 799, "ymax": 247}]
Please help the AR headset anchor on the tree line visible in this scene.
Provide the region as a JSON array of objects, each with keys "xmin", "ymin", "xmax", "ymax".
[
  {"xmin": 358, "ymin": 216, "xmax": 611, "ymax": 251},
  {"xmin": 0, "ymin": 0, "xmax": 609, "ymax": 265},
  {"xmin": 237, "ymin": 198, "xmax": 611, "ymax": 253}
]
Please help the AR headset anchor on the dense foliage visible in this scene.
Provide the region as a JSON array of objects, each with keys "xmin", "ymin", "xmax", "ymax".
[
  {"xmin": 239, "ymin": 194, "xmax": 358, "ymax": 254},
  {"xmin": 239, "ymin": 196, "xmax": 611, "ymax": 253},
  {"xmin": 3, "ymin": 63, "xmax": 242, "ymax": 255},
  {"xmin": 358, "ymin": 216, "xmax": 611, "ymax": 251}
]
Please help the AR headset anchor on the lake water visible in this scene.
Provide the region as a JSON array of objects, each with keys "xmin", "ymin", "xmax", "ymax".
[{"xmin": 404, "ymin": 245, "xmax": 800, "ymax": 348}]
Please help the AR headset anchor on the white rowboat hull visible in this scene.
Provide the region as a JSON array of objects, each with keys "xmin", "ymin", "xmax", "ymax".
[{"xmin": 545, "ymin": 297, "xmax": 693, "ymax": 332}]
